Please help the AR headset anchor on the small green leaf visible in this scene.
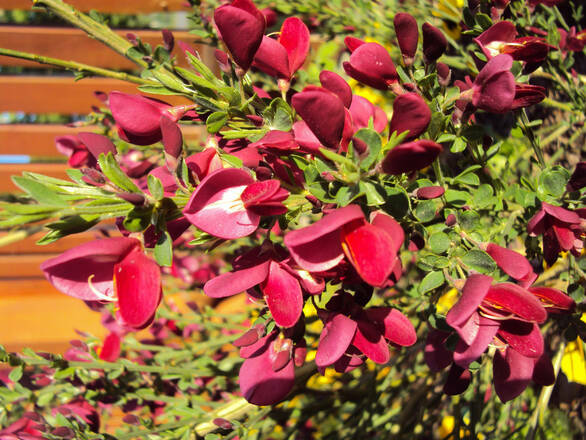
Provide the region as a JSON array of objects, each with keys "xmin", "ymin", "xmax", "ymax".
[
  {"xmin": 445, "ymin": 189, "xmax": 470, "ymax": 207},
  {"xmin": 461, "ymin": 249, "xmax": 497, "ymax": 274},
  {"xmin": 359, "ymin": 181, "xmax": 385, "ymax": 206},
  {"xmin": 123, "ymin": 206, "xmax": 152, "ymax": 232},
  {"xmin": 538, "ymin": 166, "xmax": 570, "ymax": 198},
  {"xmin": 384, "ymin": 187, "xmax": 410, "ymax": 218},
  {"xmin": 319, "ymin": 148, "xmax": 355, "ymax": 169},
  {"xmin": 206, "ymin": 111, "xmax": 228, "ymax": 134},
  {"xmin": 148, "ymin": 175, "xmax": 165, "ymax": 200},
  {"xmin": 414, "ymin": 200, "xmax": 437, "ymax": 223},
  {"xmin": 98, "ymin": 152, "xmax": 141, "ymax": 193},
  {"xmin": 419, "ymin": 271, "xmax": 445, "ymax": 294},
  {"xmin": 185, "ymin": 51, "xmax": 218, "ymax": 82},
  {"xmin": 11, "ymin": 176, "xmax": 68, "ymax": 206},
  {"xmin": 154, "ymin": 231, "xmax": 173, "ymax": 267},
  {"xmin": 354, "ymin": 128, "xmax": 382, "ymax": 170},
  {"xmin": 8, "ymin": 366, "xmax": 23, "ymax": 383},
  {"xmin": 429, "ymin": 232, "xmax": 451, "ymax": 254},
  {"xmin": 264, "ymin": 98, "xmax": 293, "ymax": 131},
  {"xmin": 218, "ymin": 152, "xmax": 243, "ymax": 168},
  {"xmin": 450, "ymin": 137, "xmax": 467, "ymax": 153}
]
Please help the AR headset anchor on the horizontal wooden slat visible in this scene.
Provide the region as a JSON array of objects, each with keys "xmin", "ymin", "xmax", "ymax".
[
  {"xmin": 0, "ymin": 76, "xmax": 191, "ymax": 113},
  {"xmin": 0, "ymin": 282, "xmax": 105, "ymax": 353},
  {"xmin": 0, "ymin": 124, "xmax": 206, "ymax": 157},
  {"xmin": 0, "ymin": 0, "xmax": 188, "ymax": 13},
  {"xmin": 0, "ymin": 230, "xmax": 103, "ymax": 254},
  {"xmin": 0, "ymin": 27, "xmax": 206, "ymax": 69},
  {"xmin": 0, "ymin": 254, "xmax": 58, "ymax": 277},
  {"xmin": 0, "ymin": 162, "xmax": 68, "ymax": 192}
]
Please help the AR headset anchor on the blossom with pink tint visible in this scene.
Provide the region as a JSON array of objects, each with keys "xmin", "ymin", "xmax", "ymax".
[
  {"xmin": 183, "ymin": 168, "xmax": 289, "ymax": 239},
  {"xmin": 40, "ymin": 237, "xmax": 162, "ymax": 329},
  {"xmin": 284, "ymin": 205, "xmax": 404, "ymax": 287},
  {"xmin": 484, "ymin": 242, "xmax": 536, "ymax": 285},
  {"xmin": 527, "ymin": 202, "xmax": 585, "ymax": 265},
  {"xmin": 55, "ymin": 135, "xmax": 96, "ymax": 168},
  {"xmin": 214, "ymin": 0, "xmax": 266, "ymax": 71},
  {"xmin": 474, "ymin": 21, "xmax": 555, "ymax": 64},
  {"xmin": 343, "ymin": 38, "xmax": 399, "ymax": 90},
  {"xmin": 252, "ymin": 17, "xmax": 310, "ymax": 80},
  {"xmin": 319, "ymin": 70, "xmax": 352, "ymax": 108}
]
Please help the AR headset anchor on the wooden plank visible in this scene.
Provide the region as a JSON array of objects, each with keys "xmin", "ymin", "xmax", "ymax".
[
  {"xmin": 0, "ymin": 281, "xmax": 106, "ymax": 353},
  {"xmin": 0, "ymin": 76, "xmax": 192, "ymax": 113},
  {"xmin": 0, "ymin": 27, "xmax": 207, "ymax": 70},
  {"xmin": 0, "ymin": 124, "xmax": 206, "ymax": 157},
  {"xmin": 0, "ymin": 163, "xmax": 69, "ymax": 192},
  {"xmin": 0, "ymin": 254, "xmax": 58, "ymax": 277},
  {"xmin": 0, "ymin": 0, "xmax": 188, "ymax": 13},
  {"xmin": 0, "ymin": 230, "xmax": 103, "ymax": 254}
]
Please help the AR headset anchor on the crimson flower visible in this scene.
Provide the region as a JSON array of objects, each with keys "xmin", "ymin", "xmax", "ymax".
[
  {"xmin": 394, "ymin": 13, "xmax": 418, "ymax": 66},
  {"xmin": 527, "ymin": 202, "xmax": 585, "ymax": 265},
  {"xmin": 183, "ymin": 168, "xmax": 289, "ymax": 240},
  {"xmin": 388, "ymin": 92, "xmax": 431, "ymax": 142},
  {"xmin": 381, "ymin": 140, "xmax": 442, "ymax": 175},
  {"xmin": 284, "ymin": 205, "xmax": 404, "ymax": 287},
  {"xmin": 343, "ymin": 38, "xmax": 399, "ymax": 90},
  {"xmin": 40, "ymin": 237, "xmax": 162, "ymax": 329},
  {"xmin": 252, "ymin": 17, "xmax": 310, "ymax": 80},
  {"xmin": 214, "ymin": 0, "xmax": 266, "ymax": 71}
]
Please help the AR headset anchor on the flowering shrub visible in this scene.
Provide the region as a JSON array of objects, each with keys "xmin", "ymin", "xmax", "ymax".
[{"xmin": 0, "ymin": 0, "xmax": 584, "ymax": 438}]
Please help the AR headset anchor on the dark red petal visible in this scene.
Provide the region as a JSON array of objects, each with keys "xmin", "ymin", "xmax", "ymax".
[
  {"xmin": 415, "ymin": 186, "xmax": 445, "ymax": 199},
  {"xmin": 160, "ymin": 114, "xmax": 183, "ymax": 159},
  {"xmin": 532, "ymin": 352, "xmax": 555, "ymax": 386},
  {"xmin": 239, "ymin": 341, "xmax": 295, "ymax": 405},
  {"xmin": 370, "ymin": 211, "xmax": 404, "ymax": 256},
  {"xmin": 422, "ymin": 23, "xmax": 447, "ymax": 62},
  {"xmin": 77, "ymin": 132, "xmax": 117, "ymax": 160},
  {"xmin": 315, "ymin": 313, "xmax": 357, "ymax": 368},
  {"xmin": 424, "ymin": 329, "xmax": 452, "ymax": 372},
  {"xmin": 99, "ymin": 332, "xmax": 121, "ymax": 362},
  {"xmin": 279, "ymin": 17, "xmax": 310, "ymax": 75},
  {"xmin": 493, "ymin": 348, "xmax": 534, "ymax": 403},
  {"xmin": 352, "ymin": 320, "xmax": 389, "ymax": 364},
  {"xmin": 453, "ymin": 315, "xmax": 500, "ymax": 368},
  {"xmin": 365, "ymin": 308, "xmax": 416, "ymax": 346},
  {"xmin": 529, "ymin": 287, "xmax": 575, "ymax": 312},
  {"xmin": 498, "ymin": 320, "xmax": 543, "ymax": 358},
  {"xmin": 381, "ymin": 140, "xmax": 442, "ymax": 175},
  {"xmin": 446, "ymin": 274, "xmax": 493, "ymax": 329},
  {"xmin": 109, "ymin": 91, "xmax": 169, "ymax": 138},
  {"xmin": 394, "ymin": 13, "xmax": 419, "ymax": 61},
  {"xmin": 115, "ymin": 249, "xmax": 162, "ymax": 329},
  {"xmin": 344, "ymin": 36, "xmax": 365, "ymax": 52},
  {"xmin": 204, "ymin": 260, "xmax": 270, "ymax": 299},
  {"xmin": 486, "ymin": 243, "xmax": 533, "ymax": 280},
  {"xmin": 214, "ymin": 2, "xmax": 265, "ymax": 71},
  {"xmin": 485, "ymin": 283, "xmax": 547, "ymax": 323},
  {"xmin": 241, "ymin": 179, "xmax": 281, "ymax": 207},
  {"xmin": 388, "ymin": 92, "xmax": 431, "ymax": 141},
  {"xmin": 553, "ymin": 224, "xmax": 576, "ymax": 250},
  {"xmin": 291, "ymin": 87, "xmax": 345, "ymax": 149},
  {"xmin": 262, "ymin": 261, "xmax": 303, "ymax": 328},
  {"xmin": 443, "ymin": 364, "xmax": 471, "ymax": 395},
  {"xmin": 473, "ymin": 70, "xmax": 516, "ymax": 113},
  {"xmin": 343, "ymin": 43, "xmax": 398, "ymax": 90},
  {"xmin": 319, "ymin": 70, "xmax": 352, "ymax": 108},
  {"xmin": 252, "ymin": 36, "xmax": 291, "ymax": 79}
]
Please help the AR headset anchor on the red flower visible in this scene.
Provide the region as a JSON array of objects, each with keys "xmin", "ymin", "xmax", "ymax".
[
  {"xmin": 214, "ymin": 0, "xmax": 266, "ymax": 71},
  {"xmin": 381, "ymin": 140, "xmax": 442, "ymax": 175},
  {"xmin": 343, "ymin": 39, "xmax": 399, "ymax": 90},
  {"xmin": 252, "ymin": 17, "xmax": 310, "ymax": 80},
  {"xmin": 394, "ymin": 13, "xmax": 418, "ymax": 66},
  {"xmin": 40, "ymin": 237, "xmax": 162, "ymax": 329}
]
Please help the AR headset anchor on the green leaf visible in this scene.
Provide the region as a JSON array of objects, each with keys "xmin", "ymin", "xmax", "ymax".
[
  {"xmin": 457, "ymin": 210, "xmax": 480, "ymax": 231},
  {"xmin": 206, "ymin": 111, "xmax": 228, "ymax": 134},
  {"xmin": 354, "ymin": 128, "xmax": 382, "ymax": 171},
  {"xmin": 185, "ymin": 51, "xmax": 218, "ymax": 83},
  {"xmin": 319, "ymin": 148, "xmax": 355, "ymax": 169},
  {"xmin": 264, "ymin": 98, "xmax": 293, "ymax": 131},
  {"xmin": 11, "ymin": 176, "xmax": 68, "ymax": 206},
  {"xmin": 154, "ymin": 231, "xmax": 173, "ymax": 267},
  {"xmin": 429, "ymin": 232, "xmax": 451, "ymax": 254},
  {"xmin": 359, "ymin": 181, "xmax": 385, "ymax": 206},
  {"xmin": 148, "ymin": 175, "xmax": 165, "ymax": 200},
  {"xmin": 384, "ymin": 187, "xmax": 410, "ymax": 218},
  {"xmin": 414, "ymin": 200, "xmax": 437, "ymax": 223},
  {"xmin": 453, "ymin": 165, "xmax": 482, "ymax": 186},
  {"xmin": 450, "ymin": 137, "xmax": 467, "ymax": 153},
  {"xmin": 218, "ymin": 152, "xmax": 243, "ymax": 168},
  {"xmin": 123, "ymin": 206, "xmax": 152, "ymax": 232},
  {"xmin": 461, "ymin": 249, "xmax": 497, "ymax": 274},
  {"xmin": 538, "ymin": 166, "xmax": 570, "ymax": 198},
  {"xmin": 174, "ymin": 67, "xmax": 217, "ymax": 97},
  {"xmin": 0, "ymin": 202, "xmax": 59, "ymax": 215},
  {"xmin": 444, "ymin": 189, "xmax": 470, "ymax": 207},
  {"xmin": 419, "ymin": 271, "xmax": 445, "ymax": 294},
  {"xmin": 8, "ymin": 366, "xmax": 23, "ymax": 383},
  {"xmin": 98, "ymin": 152, "xmax": 141, "ymax": 193},
  {"xmin": 473, "ymin": 184, "xmax": 495, "ymax": 208}
]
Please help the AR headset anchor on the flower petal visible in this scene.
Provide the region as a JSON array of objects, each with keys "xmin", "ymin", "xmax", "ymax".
[
  {"xmin": 446, "ymin": 274, "xmax": 493, "ymax": 330},
  {"xmin": 485, "ymin": 283, "xmax": 547, "ymax": 323},
  {"xmin": 204, "ymin": 260, "xmax": 270, "ymax": 298},
  {"xmin": 279, "ymin": 17, "xmax": 310, "ymax": 75},
  {"xmin": 493, "ymin": 348, "xmax": 534, "ymax": 402},
  {"xmin": 262, "ymin": 261, "xmax": 303, "ymax": 328},
  {"xmin": 315, "ymin": 313, "xmax": 357, "ymax": 368}
]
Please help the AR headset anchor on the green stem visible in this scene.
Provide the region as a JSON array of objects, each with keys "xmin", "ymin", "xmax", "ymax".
[
  {"xmin": 520, "ymin": 110, "xmax": 546, "ymax": 169},
  {"xmin": 0, "ymin": 226, "xmax": 43, "ymax": 248},
  {"xmin": 194, "ymin": 397, "xmax": 256, "ymax": 436},
  {"xmin": 541, "ymin": 123, "xmax": 571, "ymax": 149},
  {"xmin": 539, "ymin": 97, "xmax": 577, "ymax": 114},
  {"xmin": 0, "ymin": 48, "xmax": 153, "ymax": 85},
  {"xmin": 526, "ymin": 340, "xmax": 566, "ymax": 440}
]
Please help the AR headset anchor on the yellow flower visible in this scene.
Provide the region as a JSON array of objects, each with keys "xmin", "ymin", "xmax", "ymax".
[
  {"xmin": 436, "ymin": 288, "xmax": 459, "ymax": 315},
  {"xmin": 561, "ymin": 314, "xmax": 586, "ymax": 385}
]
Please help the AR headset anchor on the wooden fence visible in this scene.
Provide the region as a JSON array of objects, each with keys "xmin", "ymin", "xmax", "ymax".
[{"xmin": 0, "ymin": 0, "xmax": 209, "ymax": 353}]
